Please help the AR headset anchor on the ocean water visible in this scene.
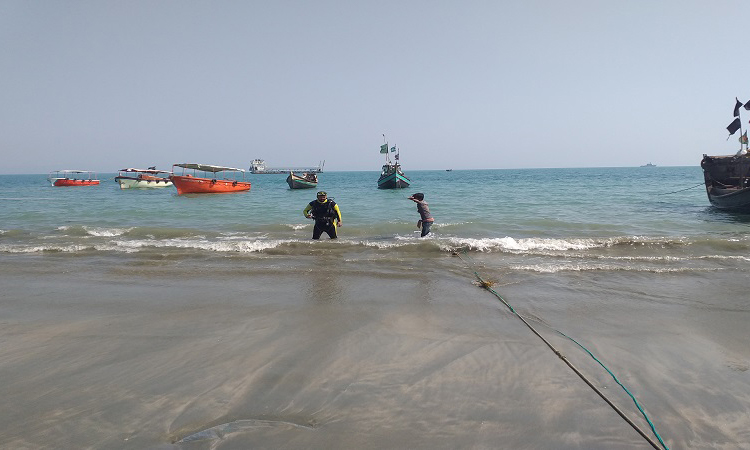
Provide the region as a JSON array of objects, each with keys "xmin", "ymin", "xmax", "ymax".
[
  {"xmin": 2, "ymin": 166, "xmax": 748, "ymax": 258},
  {"xmin": 1, "ymin": 167, "xmax": 749, "ymax": 449}
]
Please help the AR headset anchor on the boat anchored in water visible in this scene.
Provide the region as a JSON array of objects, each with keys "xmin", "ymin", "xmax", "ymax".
[
  {"xmin": 115, "ymin": 167, "xmax": 173, "ymax": 189},
  {"xmin": 47, "ymin": 170, "xmax": 100, "ymax": 187},
  {"xmin": 701, "ymin": 97, "xmax": 750, "ymax": 211},
  {"xmin": 377, "ymin": 135, "xmax": 410, "ymax": 189},
  {"xmin": 286, "ymin": 171, "xmax": 318, "ymax": 189},
  {"xmin": 170, "ymin": 163, "xmax": 251, "ymax": 194}
]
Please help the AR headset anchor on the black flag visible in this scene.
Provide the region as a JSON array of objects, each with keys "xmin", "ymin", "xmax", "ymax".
[
  {"xmin": 743, "ymin": 100, "xmax": 750, "ymax": 111},
  {"xmin": 734, "ymin": 98, "xmax": 743, "ymax": 117},
  {"xmin": 727, "ymin": 118, "xmax": 742, "ymax": 135}
]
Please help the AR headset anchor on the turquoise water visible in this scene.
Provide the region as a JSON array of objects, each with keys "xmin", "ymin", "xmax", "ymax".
[{"xmin": 2, "ymin": 167, "xmax": 749, "ymax": 263}]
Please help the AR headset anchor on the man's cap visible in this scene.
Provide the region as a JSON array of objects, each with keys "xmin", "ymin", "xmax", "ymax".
[{"xmin": 317, "ymin": 191, "xmax": 327, "ymax": 196}]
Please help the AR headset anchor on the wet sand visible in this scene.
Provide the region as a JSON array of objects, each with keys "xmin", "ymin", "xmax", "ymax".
[{"xmin": 1, "ymin": 255, "xmax": 749, "ymax": 449}]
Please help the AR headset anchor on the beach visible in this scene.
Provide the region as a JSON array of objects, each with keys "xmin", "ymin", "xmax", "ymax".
[
  {"xmin": 1, "ymin": 247, "xmax": 749, "ymax": 449},
  {"xmin": 1, "ymin": 168, "xmax": 749, "ymax": 449}
]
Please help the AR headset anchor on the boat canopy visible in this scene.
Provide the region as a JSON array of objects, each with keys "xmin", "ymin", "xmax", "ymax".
[
  {"xmin": 118, "ymin": 168, "xmax": 170, "ymax": 174},
  {"xmin": 50, "ymin": 170, "xmax": 95, "ymax": 174},
  {"xmin": 173, "ymin": 163, "xmax": 245, "ymax": 173}
]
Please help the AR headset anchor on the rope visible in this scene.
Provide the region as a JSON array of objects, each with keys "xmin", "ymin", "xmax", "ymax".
[
  {"xmin": 659, "ymin": 182, "xmax": 704, "ymax": 195},
  {"xmin": 456, "ymin": 251, "xmax": 669, "ymax": 450}
]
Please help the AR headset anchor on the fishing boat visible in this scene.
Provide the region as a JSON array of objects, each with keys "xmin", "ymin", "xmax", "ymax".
[
  {"xmin": 169, "ymin": 163, "xmax": 251, "ymax": 194},
  {"xmin": 377, "ymin": 136, "xmax": 410, "ymax": 189},
  {"xmin": 286, "ymin": 171, "xmax": 318, "ymax": 189},
  {"xmin": 701, "ymin": 154, "xmax": 750, "ymax": 211},
  {"xmin": 701, "ymin": 97, "xmax": 750, "ymax": 211},
  {"xmin": 47, "ymin": 170, "xmax": 100, "ymax": 187},
  {"xmin": 115, "ymin": 167, "xmax": 173, "ymax": 189}
]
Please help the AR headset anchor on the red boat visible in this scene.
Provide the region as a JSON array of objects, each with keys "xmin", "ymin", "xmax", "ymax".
[
  {"xmin": 170, "ymin": 163, "xmax": 251, "ymax": 194},
  {"xmin": 48, "ymin": 170, "xmax": 100, "ymax": 187}
]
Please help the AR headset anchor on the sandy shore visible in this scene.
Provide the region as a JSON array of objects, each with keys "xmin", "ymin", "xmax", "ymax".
[{"xmin": 1, "ymin": 255, "xmax": 749, "ymax": 449}]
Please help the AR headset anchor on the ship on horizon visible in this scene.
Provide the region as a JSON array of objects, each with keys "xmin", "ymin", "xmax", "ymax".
[{"xmin": 250, "ymin": 159, "xmax": 324, "ymax": 174}]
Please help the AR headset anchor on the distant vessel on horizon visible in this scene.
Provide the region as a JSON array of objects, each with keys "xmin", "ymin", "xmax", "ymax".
[
  {"xmin": 640, "ymin": 163, "xmax": 656, "ymax": 167},
  {"xmin": 250, "ymin": 159, "xmax": 324, "ymax": 174}
]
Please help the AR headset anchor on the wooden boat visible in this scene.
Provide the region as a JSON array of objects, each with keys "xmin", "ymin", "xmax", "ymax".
[
  {"xmin": 377, "ymin": 136, "xmax": 410, "ymax": 189},
  {"xmin": 286, "ymin": 171, "xmax": 318, "ymax": 189},
  {"xmin": 701, "ymin": 154, "xmax": 750, "ymax": 211},
  {"xmin": 115, "ymin": 167, "xmax": 173, "ymax": 189},
  {"xmin": 170, "ymin": 163, "xmax": 251, "ymax": 194},
  {"xmin": 702, "ymin": 97, "xmax": 750, "ymax": 211},
  {"xmin": 47, "ymin": 170, "xmax": 100, "ymax": 187}
]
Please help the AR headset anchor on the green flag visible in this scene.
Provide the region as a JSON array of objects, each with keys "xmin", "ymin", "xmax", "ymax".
[{"xmin": 380, "ymin": 144, "xmax": 388, "ymax": 153}]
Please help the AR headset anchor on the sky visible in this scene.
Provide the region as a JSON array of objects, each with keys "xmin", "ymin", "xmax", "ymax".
[{"xmin": 2, "ymin": 0, "xmax": 750, "ymax": 174}]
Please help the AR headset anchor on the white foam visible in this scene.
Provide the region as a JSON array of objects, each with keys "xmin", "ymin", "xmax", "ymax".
[
  {"xmin": 113, "ymin": 238, "xmax": 292, "ymax": 253},
  {"xmin": 285, "ymin": 223, "xmax": 310, "ymax": 230},
  {"xmin": 508, "ymin": 263, "xmax": 722, "ymax": 274},
  {"xmin": 83, "ymin": 226, "xmax": 132, "ymax": 237},
  {"xmin": 447, "ymin": 236, "xmax": 605, "ymax": 252},
  {"xmin": 0, "ymin": 244, "xmax": 91, "ymax": 253}
]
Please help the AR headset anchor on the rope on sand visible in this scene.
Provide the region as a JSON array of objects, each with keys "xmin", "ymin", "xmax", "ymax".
[{"xmin": 455, "ymin": 251, "xmax": 669, "ymax": 450}]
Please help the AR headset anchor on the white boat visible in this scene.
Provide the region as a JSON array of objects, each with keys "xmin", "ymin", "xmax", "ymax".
[{"xmin": 115, "ymin": 168, "xmax": 173, "ymax": 189}]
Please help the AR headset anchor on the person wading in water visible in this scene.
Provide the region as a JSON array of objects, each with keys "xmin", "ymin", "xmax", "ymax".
[
  {"xmin": 304, "ymin": 191, "xmax": 342, "ymax": 239},
  {"xmin": 408, "ymin": 192, "xmax": 434, "ymax": 237}
]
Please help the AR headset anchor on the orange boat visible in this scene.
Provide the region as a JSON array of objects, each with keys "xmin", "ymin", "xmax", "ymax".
[
  {"xmin": 47, "ymin": 170, "xmax": 100, "ymax": 187},
  {"xmin": 170, "ymin": 163, "xmax": 251, "ymax": 194}
]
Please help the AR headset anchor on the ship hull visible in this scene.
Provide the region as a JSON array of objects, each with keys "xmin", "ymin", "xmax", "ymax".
[
  {"xmin": 377, "ymin": 172, "xmax": 410, "ymax": 189},
  {"xmin": 115, "ymin": 177, "xmax": 172, "ymax": 189},
  {"xmin": 51, "ymin": 178, "xmax": 100, "ymax": 187}
]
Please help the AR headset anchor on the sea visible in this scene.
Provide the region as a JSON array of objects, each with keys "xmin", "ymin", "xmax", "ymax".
[{"xmin": 1, "ymin": 167, "xmax": 749, "ymax": 449}]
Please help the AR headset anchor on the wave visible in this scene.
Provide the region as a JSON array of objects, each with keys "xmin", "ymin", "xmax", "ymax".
[
  {"xmin": 2, "ymin": 233, "xmax": 749, "ymax": 266},
  {"xmin": 83, "ymin": 226, "xmax": 132, "ymax": 237},
  {"xmin": 507, "ymin": 263, "xmax": 724, "ymax": 274},
  {"xmin": 444, "ymin": 235, "xmax": 750, "ymax": 253},
  {"xmin": 1, "ymin": 244, "xmax": 94, "ymax": 253},
  {"xmin": 112, "ymin": 237, "xmax": 294, "ymax": 253}
]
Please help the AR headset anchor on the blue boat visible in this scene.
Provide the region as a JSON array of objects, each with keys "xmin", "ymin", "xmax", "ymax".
[{"xmin": 377, "ymin": 136, "xmax": 410, "ymax": 189}]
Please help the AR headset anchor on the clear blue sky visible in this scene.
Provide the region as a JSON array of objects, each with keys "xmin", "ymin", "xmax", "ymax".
[{"xmin": 2, "ymin": 0, "xmax": 750, "ymax": 174}]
